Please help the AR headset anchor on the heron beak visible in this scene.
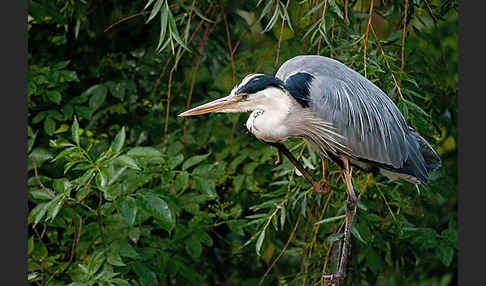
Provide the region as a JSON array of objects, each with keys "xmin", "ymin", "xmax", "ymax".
[{"xmin": 178, "ymin": 95, "xmax": 238, "ymax": 117}]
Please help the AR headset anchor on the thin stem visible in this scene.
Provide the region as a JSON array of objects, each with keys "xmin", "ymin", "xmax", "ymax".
[
  {"xmin": 316, "ymin": 0, "xmax": 328, "ymax": 55},
  {"xmin": 258, "ymin": 214, "xmax": 302, "ymax": 286},
  {"xmin": 400, "ymin": 0, "xmax": 409, "ymax": 72},
  {"xmin": 363, "ymin": 0, "xmax": 374, "ymax": 78},
  {"xmin": 274, "ymin": 0, "xmax": 291, "ymax": 71}
]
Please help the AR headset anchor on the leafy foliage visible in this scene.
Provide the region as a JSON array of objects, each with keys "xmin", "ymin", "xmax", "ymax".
[{"xmin": 28, "ymin": 0, "xmax": 457, "ymax": 285}]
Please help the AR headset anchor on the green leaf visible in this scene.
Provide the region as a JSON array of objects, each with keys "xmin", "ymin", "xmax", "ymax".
[
  {"xmin": 438, "ymin": 244, "xmax": 454, "ymax": 267},
  {"xmin": 116, "ymin": 196, "xmax": 138, "ymax": 226},
  {"xmin": 132, "ymin": 263, "xmax": 157, "ymax": 286},
  {"xmin": 52, "ymin": 60, "xmax": 70, "ymax": 70},
  {"xmin": 256, "ymin": 230, "xmax": 265, "ymax": 256},
  {"xmin": 44, "ymin": 116, "xmax": 55, "ymax": 135},
  {"xmin": 47, "ymin": 194, "xmax": 65, "ymax": 221},
  {"xmin": 328, "ymin": 0, "xmax": 344, "ymax": 19},
  {"xmin": 366, "ymin": 248, "xmax": 385, "ymax": 274},
  {"xmin": 28, "ymin": 236, "xmax": 34, "ymax": 256},
  {"xmin": 29, "ymin": 202, "xmax": 50, "ymax": 226},
  {"xmin": 107, "ymin": 251, "xmax": 126, "ymax": 266},
  {"xmin": 54, "ymin": 124, "xmax": 70, "ymax": 134},
  {"xmin": 111, "ymin": 127, "xmax": 126, "ymax": 153},
  {"xmin": 314, "ymin": 214, "xmax": 346, "ymax": 225},
  {"xmin": 168, "ymin": 153, "xmax": 184, "ymax": 169},
  {"xmin": 139, "ymin": 193, "xmax": 174, "ymax": 231},
  {"xmin": 46, "ymin": 90, "xmax": 62, "ymax": 104},
  {"xmin": 128, "ymin": 227, "xmax": 141, "ymax": 243},
  {"xmin": 115, "ymin": 155, "xmax": 141, "ymax": 170},
  {"xmin": 59, "ymin": 70, "xmax": 79, "ymax": 82},
  {"xmin": 127, "ymin": 146, "xmax": 163, "ymax": 157},
  {"xmin": 77, "ymin": 168, "xmax": 95, "ymax": 186},
  {"xmin": 146, "ymin": 0, "xmax": 164, "ymax": 23},
  {"xmin": 156, "ymin": 3, "xmax": 169, "ymax": 51},
  {"xmin": 351, "ymin": 225, "xmax": 367, "ymax": 244},
  {"xmin": 28, "ymin": 148, "xmax": 53, "ymax": 171},
  {"xmin": 182, "ymin": 153, "xmax": 210, "ymax": 170},
  {"xmin": 194, "ymin": 177, "xmax": 217, "ymax": 198},
  {"xmin": 174, "ymin": 171, "xmax": 189, "ymax": 191},
  {"xmin": 72, "ymin": 117, "xmax": 79, "ymax": 145},
  {"xmin": 31, "ymin": 111, "xmax": 46, "ymax": 124},
  {"xmin": 53, "ymin": 178, "xmax": 72, "ymax": 195},
  {"xmin": 144, "ymin": 0, "xmax": 157, "ymax": 10},
  {"xmin": 87, "ymin": 250, "xmax": 106, "ymax": 276},
  {"xmin": 87, "ymin": 84, "xmax": 108, "ymax": 112},
  {"xmin": 195, "ymin": 231, "xmax": 213, "ymax": 247},
  {"xmin": 185, "ymin": 234, "xmax": 203, "ymax": 260},
  {"xmin": 112, "ymin": 278, "xmax": 131, "ymax": 286}
]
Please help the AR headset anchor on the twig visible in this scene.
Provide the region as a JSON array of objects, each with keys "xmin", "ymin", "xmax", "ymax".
[
  {"xmin": 369, "ymin": 24, "xmax": 404, "ymax": 100},
  {"xmin": 373, "ymin": 178, "xmax": 399, "ymax": 227},
  {"xmin": 96, "ymin": 191, "xmax": 106, "ymax": 247},
  {"xmin": 76, "ymin": 172, "xmax": 97, "ymax": 203},
  {"xmin": 103, "ymin": 2, "xmax": 183, "ymax": 32},
  {"xmin": 31, "ymin": 155, "xmax": 55, "ymax": 198},
  {"xmin": 258, "ymin": 214, "xmax": 302, "ymax": 286},
  {"xmin": 423, "ymin": 0, "xmax": 448, "ymax": 70},
  {"xmin": 219, "ymin": 0, "xmax": 239, "ymax": 151},
  {"xmin": 163, "ymin": 4, "xmax": 215, "ymax": 150},
  {"xmin": 363, "ymin": 0, "xmax": 374, "ymax": 78},
  {"xmin": 316, "ymin": 0, "xmax": 328, "ymax": 55},
  {"xmin": 344, "ymin": 0, "xmax": 349, "ymax": 24},
  {"xmin": 302, "ymin": 190, "xmax": 334, "ymax": 285},
  {"xmin": 104, "ymin": 11, "xmax": 151, "ymax": 32},
  {"xmin": 182, "ymin": 10, "xmax": 216, "ymax": 155},
  {"xmin": 274, "ymin": 0, "xmax": 291, "ymax": 71},
  {"xmin": 150, "ymin": 56, "xmax": 173, "ymax": 100},
  {"xmin": 43, "ymin": 205, "xmax": 82, "ymax": 286},
  {"xmin": 400, "ymin": 0, "xmax": 409, "ymax": 72}
]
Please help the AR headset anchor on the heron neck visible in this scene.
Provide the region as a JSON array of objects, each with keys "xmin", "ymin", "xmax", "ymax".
[{"xmin": 245, "ymin": 88, "xmax": 293, "ymax": 142}]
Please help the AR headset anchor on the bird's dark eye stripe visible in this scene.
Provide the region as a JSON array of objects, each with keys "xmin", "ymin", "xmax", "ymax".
[{"xmin": 236, "ymin": 75, "xmax": 285, "ymax": 95}]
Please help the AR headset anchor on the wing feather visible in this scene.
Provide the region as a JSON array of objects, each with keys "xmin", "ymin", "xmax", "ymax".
[{"xmin": 277, "ymin": 55, "xmax": 410, "ymax": 168}]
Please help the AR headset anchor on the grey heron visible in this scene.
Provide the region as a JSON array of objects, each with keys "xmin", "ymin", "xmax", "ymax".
[{"xmin": 179, "ymin": 55, "xmax": 441, "ymax": 283}]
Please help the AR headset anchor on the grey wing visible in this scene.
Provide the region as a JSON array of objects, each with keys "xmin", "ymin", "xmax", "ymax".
[{"xmin": 277, "ymin": 55, "xmax": 410, "ymax": 168}]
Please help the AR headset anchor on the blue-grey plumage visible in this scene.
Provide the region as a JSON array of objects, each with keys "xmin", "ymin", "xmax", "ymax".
[
  {"xmin": 179, "ymin": 55, "xmax": 441, "ymax": 184},
  {"xmin": 275, "ymin": 55, "xmax": 441, "ymax": 184}
]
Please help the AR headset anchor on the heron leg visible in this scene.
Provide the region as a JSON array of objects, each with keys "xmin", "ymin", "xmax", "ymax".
[
  {"xmin": 320, "ymin": 157, "xmax": 357, "ymax": 285},
  {"xmin": 267, "ymin": 142, "xmax": 329, "ymax": 194},
  {"xmin": 318, "ymin": 158, "xmax": 330, "ymax": 193},
  {"xmin": 339, "ymin": 157, "xmax": 358, "ymax": 279}
]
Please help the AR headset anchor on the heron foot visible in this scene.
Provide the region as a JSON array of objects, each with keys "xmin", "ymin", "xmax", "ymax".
[
  {"xmin": 312, "ymin": 179, "xmax": 330, "ymax": 194},
  {"xmin": 321, "ymin": 273, "xmax": 344, "ymax": 286}
]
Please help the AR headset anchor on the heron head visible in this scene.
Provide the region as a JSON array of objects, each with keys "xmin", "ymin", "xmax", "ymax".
[{"xmin": 178, "ymin": 74, "xmax": 287, "ymax": 117}]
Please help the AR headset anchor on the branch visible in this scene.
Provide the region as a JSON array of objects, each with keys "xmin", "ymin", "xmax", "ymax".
[
  {"xmin": 274, "ymin": 0, "xmax": 291, "ymax": 70},
  {"xmin": 401, "ymin": 0, "xmax": 409, "ymax": 72},
  {"xmin": 31, "ymin": 155, "xmax": 55, "ymax": 198},
  {"xmin": 258, "ymin": 214, "xmax": 302, "ymax": 286},
  {"xmin": 369, "ymin": 24, "xmax": 404, "ymax": 100},
  {"xmin": 363, "ymin": 0, "xmax": 374, "ymax": 78}
]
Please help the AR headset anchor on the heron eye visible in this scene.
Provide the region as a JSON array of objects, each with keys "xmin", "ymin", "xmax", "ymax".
[{"xmin": 241, "ymin": 94, "xmax": 248, "ymax": 100}]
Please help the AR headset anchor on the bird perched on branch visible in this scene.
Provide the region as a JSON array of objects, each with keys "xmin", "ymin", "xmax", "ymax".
[{"xmin": 179, "ymin": 55, "xmax": 441, "ymax": 283}]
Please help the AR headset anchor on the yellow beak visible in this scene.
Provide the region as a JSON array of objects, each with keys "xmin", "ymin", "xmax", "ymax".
[{"xmin": 178, "ymin": 95, "xmax": 238, "ymax": 117}]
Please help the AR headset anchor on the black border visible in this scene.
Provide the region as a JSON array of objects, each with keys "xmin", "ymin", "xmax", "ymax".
[
  {"xmin": 458, "ymin": 0, "xmax": 483, "ymax": 285},
  {"xmin": 2, "ymin": 1, "xmax": 28, "ymax": 284}
]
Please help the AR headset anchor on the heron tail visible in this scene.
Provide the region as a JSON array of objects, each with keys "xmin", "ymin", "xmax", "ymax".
[{"xmin": 410, "ymin": 130, "xmax": 442, "ymax": 173}]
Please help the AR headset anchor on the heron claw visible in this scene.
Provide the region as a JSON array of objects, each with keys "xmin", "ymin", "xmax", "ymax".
[
  {"xmin": 312, "ymin": 179, "xmax": 330, "ymax": 194},
  {"xmin": 321, "ymin": 273, "xmax": 344, "ymax": 286}
]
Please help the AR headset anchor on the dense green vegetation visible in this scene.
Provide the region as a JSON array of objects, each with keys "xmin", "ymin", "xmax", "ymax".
[{"xmin": 28, "ymin": 0, "xmax": 457, "ymax": 285}]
